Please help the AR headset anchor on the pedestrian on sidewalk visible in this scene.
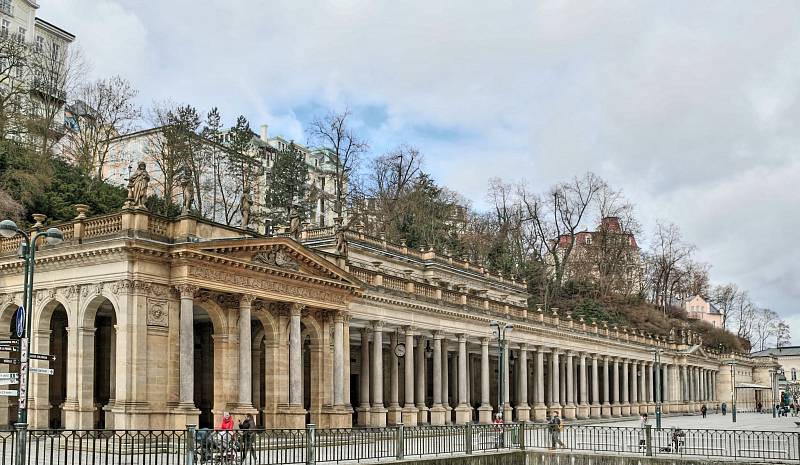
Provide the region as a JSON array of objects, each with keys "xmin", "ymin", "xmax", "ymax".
[
  {"xmin": 548, "ymin": 411, "xmax": 566, "ymax": 449},
  {"xmin": 638, "ymin": 413, "xmax": 649, "ymax": 449},
  {"xmin": 721, "ymin": 402, "xmax": 727, "ymax": 415},
  {"xmin": 493, "ymin": 413, "xmax": 505, "ymax": 448},
  {"xmin": 700, "ymin": 404, "xmax": 707, "ymax": 418}
]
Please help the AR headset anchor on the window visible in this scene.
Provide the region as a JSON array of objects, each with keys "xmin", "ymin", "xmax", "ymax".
[
  {"xmin": 792, "ymin": 368, "xmax": 797, "ymax": 381},
  {"xmin": 17, "ymin": 26, "xmax": 25, "ymax": 40},
  {"xmin": 35, "ymin": 35, "xmax": 43, "ymax": 52},
  {"xmin": 52, "ymin": 42, "xmax": 60, "ymax": 57},
  {"xmin": 1, "ymin": 20, "xmax": 9, "ymax": 37},
  {"xmin": 585, "ymin": 235, "xmax": 592, "ymax": 245}
]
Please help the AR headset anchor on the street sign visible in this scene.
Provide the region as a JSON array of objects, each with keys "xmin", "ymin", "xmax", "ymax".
[
  {"xmin": 29, "ymin": 353, "xmax": 55, "ymax": 362},
  {"xmin": 0, "ymin": 373, "xmax": 18, "ymax": 380},
  {"xmin": 29, "ymin": 367, "xmax": 53, "ymax": 375},
  {"xmin": 0, "ymin": 340, "xmax": 20, "ymax": 346},
  {"xmin": 15, "ymin": 306, "xmax": 24, "ymax": 338},
  {"xmin": 0, "ymin": 390, "xmax": 18, "ymax": 397},
  {"xmin": 0, "ymin": 346, "xmax": 19, "ymax": 353},
  {"xmin": 0, "ymin": 379, "xmax": 17, "ymax": 386},
  {"xmin": 0, "ymin": 358, "xmax": 18, "ymax": 365}
]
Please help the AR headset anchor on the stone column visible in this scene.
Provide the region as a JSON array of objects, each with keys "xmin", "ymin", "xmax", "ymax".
[
  {"xmin": 550, "ymin": 350, "xmax": 561, "ymax": 415},
  {"xmin": 611, "ymin": 357, "xmax": 621, "ymax": 417},
  {"xmin": 370, "ymin": 322, "xmax": 386, "ymax": 426},
  {"xmin": 289, "ymin": 304, "xmax": 303, "ymax": 408},
  {"xmin": 343, "ymin": 316, "xmax": 352, "ymax": 411},
  {"xmin": 602, "ymin": 356, "xmax": 611, "ymax": 417},
  {"xmin": 357, "ymin": 328, "xmax": 370, "ymax": 425},
  {"xmin": 503, "ymin": 342, "xmax": 512, "ymax": 420},
  {"xmin": 516, "ymin": 344, "xmax": 530, "ymax": 421},
  {"xmin": 387, "ymin": 332, "xmax": 402, "ymax": 424},
  {"xmin": 416, "ymin": 336, "xmax": 429, "ymax": 423},
  {"xmin": 442, "ymin": 339, "xmax": 451, "ymax": 423},
  {"xmin": 576, "ymin": 353, "xmax": 589, "ymax": 419},
  {"xmin": 478, "ymin": 338, "xmax": 492, "ymax": 423},
  {"xmin": 534, "ymin": 347, "xmax": 547, "ymax": 421},
  {"xmin": 680, "ymin": 364, "xmax": 688, "ymax": 412},
  {"xmin": 177, "ymin": 284, "xmax": 197, "ymax": 410},
  {"xmin": 402, "ymin": 328, "xmax": 417, "ymax": 425},
  {"xmin": 590, "ymin": 355, "xmax": 600, "ymax": 418},
  {"xmin": 455, "ymin": 334, "xmax": 472, "ymax": 423},
  {"xmin": 333, "ymin": 312, "xmax": 345, "ymax": 408},
  {"xmin": 661, "ymin": 363, "xmax": 670, "ymax": 414},
  {"xmin": 563, "ymin": 351, "xmax": 576, "ymax": 419},
  {"xmin": 237, "ymin": 295, "xmax": 255, "ymax": 411},
  {"xmin": 631, "ymin": 360, "xmax": 639, "ymax": 413},
  {"xmin": 621, "ymin": 358, "xmax": 630, "ymax": 416},
  {"xmin": 430, "ymin": 332, "xmax": 446, "ymax": 424},
  {"xmin": 647, "ymin": 362, "xmax": 656, "ymax": 414}
]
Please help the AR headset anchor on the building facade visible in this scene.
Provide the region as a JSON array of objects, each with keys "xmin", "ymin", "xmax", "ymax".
[
  {"xmin": 0, "ymin": 205, "xmax": 776, "ymax": 430},
  {"xmin": 683, "ymin": 295, "xmax": 724, "ymax": 328}
]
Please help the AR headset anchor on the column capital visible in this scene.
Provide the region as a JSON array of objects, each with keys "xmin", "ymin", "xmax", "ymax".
[
  {"xmin": 239, "ymin": 294, "xmax": 256, "ymax": 306},
  {"xmin": 373, "ymin": 320, "xmax": 385, "ymax": 331},
  {"xmin": 480, "ymin": 337, "xmax": 490, "ymax": 346},
  {"xmin": 518, "ymin": 342, "xmax": 528, "ymax": 351},
  {"xmin": 175, "ymin": 284, "xmax": 199, "ymax": 299},
  {"xmin": 290, "ymin": 303, "xmax": 304, "ymax": 316},
  {"xmin": 565, "ymin": 350, "xmax": 574, "ymax": 357},
  {"xmin": 403, "ymin": 326, "xmax": 416, "ymax": 336},
  {"xmin": 334, "ymin": 310, "xmax": 345, "ymax": 323},
  {"xmin": 457, "ymin": 333, "xmax": 468, "ymax": 343},
  {"xmin": 432, "ymin": 330, "xmax": 445, "ymax": 340}
]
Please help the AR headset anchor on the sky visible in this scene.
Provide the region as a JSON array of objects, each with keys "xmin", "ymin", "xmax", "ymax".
[{"xmin": 42, "ymin": 0, "xmax": 800, "ymax": 344}]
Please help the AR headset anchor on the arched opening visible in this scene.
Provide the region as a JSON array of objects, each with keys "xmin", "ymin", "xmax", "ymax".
[
  {"xmin": 193, "ymin": 306, "xmax": 214, "ymax": 429},
  {"xmin": 92, "ymin": 300, "xmax": 116, "ymax": 428},
  {"xmin": 301, "ymin": 317, "xmax": 323, "ymax": 426},
  {"xmin": 48, "ymin": 304, "xmax": 68, "ymax": 429},
  {"xmin": 0, "ymin": 305, "xmax": 22, "ymax": 426}
]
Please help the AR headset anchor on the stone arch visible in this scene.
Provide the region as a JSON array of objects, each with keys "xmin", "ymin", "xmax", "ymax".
[
  {"xmin": 194, "ymin": 298, "xmax": 228, "ymax": 337},
  {"xmin": 79, "ymin": 293, "xmax": 120, "ymax": 329},
  {"xmin": 28, "ymin": 298, "xmax": 70, "ymax": 429},
  {"xmin": 0, "ymin": 302, "xmax": 22, "ymax": 427},
  {"xmin": 0, "ymin": 298, "xmax": 23, "ymax": 335},
  {"xmin": 34, "ymin": 297, "xmax": 74, "ymax": 334},
  {"xmin": 192, "ymin": 298, "xmax": 229, "ymax": 428},
  {"xmin": 301, "ymin": 312, "xmax": 326, "ymax": 424}
]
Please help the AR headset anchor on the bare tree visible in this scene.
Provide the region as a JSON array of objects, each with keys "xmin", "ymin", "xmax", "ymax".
[
  {"xmin": 710, "ymin": 283, "xmax": 741, "ymax": 330},
  {"xmin": 62, "ymin": 76, "xmax": 140, "ymax": 178},
  {"xmin": 752, "ymin": 307, "xmax": 780, "ymax": 352},
  {"xmin": 0, "ymin": 32, "xmax": 32, "ymax": 138},
  {"xmin": 646, "ymin": 221, "xmax": 695, "ymax": 313},
  {"xmin": 776, "ymin": 321, "xmax": 791, "ymax": 348},
  {"xmin": 307, "ymin": 108, "xmax": 368, "ymax": 225}
]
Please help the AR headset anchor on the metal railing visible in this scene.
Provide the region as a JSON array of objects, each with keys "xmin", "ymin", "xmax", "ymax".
[{"xmin": 0, "ymin": 422, "xmax": 796, "ymax": 465}]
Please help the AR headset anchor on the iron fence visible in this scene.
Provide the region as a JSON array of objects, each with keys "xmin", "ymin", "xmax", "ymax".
[{"xmin": 0, "ymin": 422, "xmax": 797, "ymax": 465}]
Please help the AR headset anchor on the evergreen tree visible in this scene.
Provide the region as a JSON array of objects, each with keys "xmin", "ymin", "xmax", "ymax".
[{"xmin": 263, "ymin": 142, "xmax": 310, "ymax": 227}]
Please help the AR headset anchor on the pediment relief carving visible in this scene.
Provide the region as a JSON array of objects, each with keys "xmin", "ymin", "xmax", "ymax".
[{"xmin": 252, "ymin": 248, "xmax": 299, "ymax": 271}]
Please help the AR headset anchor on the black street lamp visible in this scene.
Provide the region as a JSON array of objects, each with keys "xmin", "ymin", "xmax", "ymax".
[
  {"xmin": 724, "ymin": 360, "xmax": 737, "ymax": 423},
  {"xmin": 651, "ymin": 349, "xmax": 663, "ymax": 430},
  {"xmin": 0, "ymin": 219, "xmax": 63, "ymax": 427},
  {"xmin": 489, "ymin": 320, "xmax": 513, "ymax": 420}
]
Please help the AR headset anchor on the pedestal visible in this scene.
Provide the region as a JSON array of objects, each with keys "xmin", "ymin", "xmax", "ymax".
[
  {"xmin": 589, "ymin": 404, "xmax": 601, "ymax": 419},
  {"xmin": 515, "ymin": 405, "xmax": 531, "ymax": 422},
  {"xmin": 601, "ymin": 403, "xmax": 611, "ymax": 418},
  {"xmin": 430, "ymin": 406, "xmax": 447, "ymax": 425},
  {"xmin": 647, "ymin": 403, "xmax": 656, "ymax": 414},
  {"xmin": 402, "ymin": 407, "xmax": 418, "ymax": 426},
  {"xmin": 171, "ymin": 404, "xmax": 201, "ymax": 429},
  {"xmin": 416, "ymin": 406, "xmax": 429, "ymax": 424},
  {"xmin": 621, "ymin": 403, "xmax": 631, "ymax": 416},
  {"xmin": 275, "ymin": 405, "xmax": 307, "ymax": 429},
  {"xmin": 369, "ymin": 407, "xmax": 387, "ymax": 427},
  {"xmin": 563, "ymin": 405, "xmax": 576, "ymax": 420},
  {"xmin": 503, "ymin": 404, "xmax": 513, "ymax": 422},
  {"xmin": 357, "ymin": 405, "xmax": 371, "ymax": 426},
  {"xmin": 478, "ymin": 404, "xmax": 493, "ymax": 423},
  {"xmin": 576, "ymin": 403, "xmax": 590, "ymax": 420},
  {"xmin": 387, "ymin": 405, "xmax": 403, "ymax": 425},
  {"xmin": 454, "ymin": 405, "xmax": 472, "ymax": 424},
  {"xmin": 534, "ymin": 404, "xmax": 548, "ymax": 422}
]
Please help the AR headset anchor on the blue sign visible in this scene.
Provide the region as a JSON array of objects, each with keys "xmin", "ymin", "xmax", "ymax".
[{"xmin": 15, "ymin": 307, "xmax": 24, "ymax": 338}]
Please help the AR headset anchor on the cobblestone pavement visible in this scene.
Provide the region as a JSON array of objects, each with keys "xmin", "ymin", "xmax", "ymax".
[{"xmin": 592, "ymin": 411, "xmax": 800, "ymax": 432}]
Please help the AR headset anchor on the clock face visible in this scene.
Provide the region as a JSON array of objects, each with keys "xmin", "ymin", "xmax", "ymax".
[{"xmin": 394, "ymin": 343, "xmax": 406, "ymax": 358}]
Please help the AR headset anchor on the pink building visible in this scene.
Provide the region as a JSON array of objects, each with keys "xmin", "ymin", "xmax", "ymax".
[{"xmin": 684, "ymin": 295, "xmax": 724, "ymax": 328}]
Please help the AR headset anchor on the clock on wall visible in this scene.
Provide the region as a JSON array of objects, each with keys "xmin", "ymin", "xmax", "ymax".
[{"xmin": 394, "ymin": 343, "xmax": 406, "ymax": 358}]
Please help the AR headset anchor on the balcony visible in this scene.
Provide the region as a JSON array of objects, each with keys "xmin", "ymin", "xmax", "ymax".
[
  {"xmin": 0, "ymin": 2, "xmax": 13, "ymax": 17},
  {"xmin": 30, "ymin": 77, "xmax": 67, "ymax": 103}
]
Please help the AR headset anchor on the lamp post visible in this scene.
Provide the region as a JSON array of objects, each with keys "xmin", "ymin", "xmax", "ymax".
[
  {"xmin": 651, "ymin": 349, "xmax": 663, "ymax": 430},
  {"xmin": 489, "ymin": 320, "xmax": 513, "ymax": 419},
  {"xmin": 0, "ymin": 219, "xmax": 63, "ymax": 426},
  {"xmin": 771, "ymin": 368, "xmax": 785, "ymax": 418},
  {"xmin": 725, "ymin": 360, "xmax": 737, "ymax": 423}
]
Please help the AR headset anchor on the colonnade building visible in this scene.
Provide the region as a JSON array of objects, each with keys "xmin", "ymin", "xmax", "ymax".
[{"xmin": 0, "ymin": 207, "xmax": 776, "ymax": 430}]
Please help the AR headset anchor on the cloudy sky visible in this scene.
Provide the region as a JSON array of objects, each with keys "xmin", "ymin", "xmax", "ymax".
[{"xmin": 43, "ymin": 0, "xmax": 800, "ymax": 343}]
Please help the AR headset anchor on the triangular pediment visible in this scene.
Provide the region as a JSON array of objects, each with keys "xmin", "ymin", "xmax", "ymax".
[
  {"xmin": 681, "ymin": 344, "xmax": 708, "ymax": 357},
  {"xmin": 182, "ymin": 237, "xmax": 360, "ymax": 289}
]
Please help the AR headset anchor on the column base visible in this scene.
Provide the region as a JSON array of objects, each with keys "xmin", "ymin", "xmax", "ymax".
[
  {"xmin": 548, "ymin": 404, "xmax": 562, "ymax": 418},
  {"xmin": 478, "ymin": 404, "xmax": 493, "ymax": 423},
  {"xmin": 369, "ymin": 406, "xmax": 387, "ymax": 427},
  {"xmin": 611, "ymin": 405, "xmax": 622, "ymax": 417},
  {"xmin": 515, "ymin": 405, "xmax": 531, "ymax": 422},
  {"xmin": 275, "ymin": 405, "xmax": 307, "ymax": 428},
  {"xmin": 630, "ymin": 403, "xmax": 639, "ymax": 415},
  {"xmin": 647, "ymin": 403, "xmax": 656, "ymax": 414},
  {"xmin": 601, "ymin": 403, "xmax": 611, "ymax": 418},
  {"xmin": 229, "ymin": 403, "xmax": 259, "ymax": 417},
  {"xmin": 402, "ymin": 407, "xmax": 418, "ymax": 426},
  {"xmin": 576, "ymin": 403, "xmax": 590, "ymax": 420},
  {"xmin": 563, "ymin": 404, "xmax": 576, "ymax": 420},
  {"xmin": 661, "ymin": 403, "xmax": 670, "ymax": 414},
  {"xmin": 356, "ymin": 405, "xmax": 371, "ymax": 426},
  {"xmin": 444, "ymin": 406, "xmax": 453, "ymax": 424},
  {"xmin": 454, "ymin": 404, "xmax": 473, "ymax": 424},
  {"xmin": 430, "ymin": 405, "xmax": 447, "ymax": 425},
  {"xmin": 387, "ymin": 404, "xmax": 403, "ymax": 425},
  {"xmin": 318, "ymin": 408, "xmax": 352, "ymax": 428},
  {"xmin": 534, "ymin": 404, "xmax": 548, "ymax": 422},
  {"xmin": 621, "ymin": 403, "xmax": 631, "ymax": 416},
  {"xmin": 589, "ymin": 404, "xmax": 601, "ymax": 419},
  {"xmin": 503, "ymin": 404, "xmax": 513, "ymax": 422},
  {"xmin": 171, "ymin": 403, "xmax": 201, "ymax": 429},
  {"xmin": 416, "ymin": 405, "xmax": 429, "ymax": 424}
]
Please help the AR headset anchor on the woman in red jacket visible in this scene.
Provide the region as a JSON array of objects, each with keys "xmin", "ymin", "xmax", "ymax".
[{"xmin": 220, "ymin": 412, "xmax": 234, "ymax": 430}]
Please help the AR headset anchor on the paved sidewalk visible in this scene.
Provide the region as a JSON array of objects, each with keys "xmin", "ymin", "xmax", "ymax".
[{"xmin": 590, "ymin": 412, "xmax": 800, "ymax": 432}]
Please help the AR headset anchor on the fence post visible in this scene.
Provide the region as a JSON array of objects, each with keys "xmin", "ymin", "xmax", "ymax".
[
  {"xmin": 306, "ymin": 423, "xmax": 316, "ymax": 465},
  {"xmin": 13, "ymin": 423, "xmax": 26, "ymax": 465},
  {"xmin": 519, "ymin": 422, "xmax": 526, "ymax": 450},
  {"xmin": 465, "ymin": 423, "xmax": 473, "ymax": 455},
  {"xmin": 185, "ymin": 424, "xmax": 196, "ymax": 465},
  {"xmin": 396, "ymin": 423, "xmax": 404, "ymax": 460},
  {"xmin": 645, "ymin": 424, "xmax": 652, "ymax": 457}
]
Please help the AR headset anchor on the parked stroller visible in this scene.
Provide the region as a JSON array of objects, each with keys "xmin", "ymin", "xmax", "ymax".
[{"xmin": 196, "ymin": 429, "xmax": 242, "ymax": 465}]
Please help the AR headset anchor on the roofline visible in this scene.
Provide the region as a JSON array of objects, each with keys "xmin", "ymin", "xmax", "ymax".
[{"xmin": 35, "ymin": 18, "xmax": 76, "ymax": 41}]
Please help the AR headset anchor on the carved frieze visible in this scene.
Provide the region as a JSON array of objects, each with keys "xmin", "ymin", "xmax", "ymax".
[
  {"xmin": 188, "ymin": 266, "xmax": 346, "ymax": 305},
  {"xmin": 147, "ymin": 299, "xmax": 168, "ymax": 327},
  {"xmin": 252, "ymin": 248, "xmax": 299, "ymax": 271}
]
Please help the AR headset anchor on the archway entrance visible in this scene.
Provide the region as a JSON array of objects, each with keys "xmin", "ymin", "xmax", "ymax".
[
  {"xmin": 0, "ymin": 306, "xmax": 22, "ymax": 426},
  {"xmin": 92, "ymin": 300, "xmax": 116, "ymax": 428},
  {"xmin": 48, "ymin": 305, "xmax": 68, "ymax": 429},
  {"xmin": 193, "ymin": 306, "xmax": 214, "ymax": 428}
]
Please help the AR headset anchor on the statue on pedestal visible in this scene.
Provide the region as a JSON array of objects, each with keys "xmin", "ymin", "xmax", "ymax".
[
  {"xmin": 241, "ymin": 189, "xmax": 252, "ymax": 229},
  {"xmin": 289, "ymin": 206, "xmax": 301, "ymax": 240},
  {"xmin": 335, "ymin": 225, "xmax": 348, "ymax": 257},
  {"xmin": 180, "ymin": 171, "xmax": 194, "ymax": 214},
  {"xmin": 126, "ymin": 162, "xmax": 150, "ymax": 209}
]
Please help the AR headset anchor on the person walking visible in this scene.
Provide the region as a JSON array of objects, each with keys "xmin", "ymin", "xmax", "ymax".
[
  {"xmin": 721, "ymin": 402, "xmax": 727, "ymax": 416},
  {"xmin": 548, "ymin": 412, "xmax": 566, "ymax": 449},
  {"xmin": 239, "ymin": 414, "xmax": 257, "ymax": 464},
  {"xmin": 493, "ymin": 413, "xmax": 505, "ymax": 448},
  {"xmin": 700, "ymin": 404, "xmax": 707, "ymax": 419},
  {"xmin": 638, "ymin": 413, "xmax": 649, "ymax": 449}
]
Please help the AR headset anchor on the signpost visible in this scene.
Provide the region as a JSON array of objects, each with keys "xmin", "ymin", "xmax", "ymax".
[
  {"xmin": 29, "ymin": 353, "xmax": 56, "ymax": 362},
  {"xmin": 0, "ymin": 390, "xmax": 18, "ymax": 397},
  {"xmin": 29, "ymin": 367, "xmax": 53, "ymax": 375}
]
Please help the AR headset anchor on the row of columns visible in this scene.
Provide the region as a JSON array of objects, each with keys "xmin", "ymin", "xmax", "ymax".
[{"xmin": 356, "ymin": 323, "xmax": 721, "ymax": 426}]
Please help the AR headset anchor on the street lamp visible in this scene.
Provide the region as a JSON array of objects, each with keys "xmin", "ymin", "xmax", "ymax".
[
  {"xmin": 651, "ymin": 348, "xmax": 663, "ymax": 430},
  {"xmin": 489, "ymin": 320, "xmax": 513, "ymax": 420},
  {"xmin": 771, "ymin": 368, "xmax": 785, "ymax": 418},
  {"xmin": 0, "ymin": 219, "xmax": 63, "ymax": 427},
  {"xmin": 725, "ymin": 360, "xmax": 737, "ymax": 423}
]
